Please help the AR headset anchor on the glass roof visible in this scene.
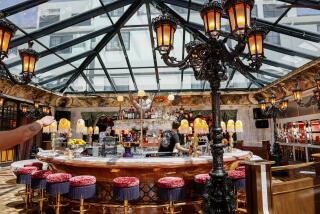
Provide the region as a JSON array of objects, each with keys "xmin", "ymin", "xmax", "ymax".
[{"xmin": 1, "ymin": 0, "xmax": 320, "ymax": 93}]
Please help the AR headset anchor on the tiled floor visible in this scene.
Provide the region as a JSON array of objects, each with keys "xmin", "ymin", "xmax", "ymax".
[{"xmin": 0, "ymin": 168, "xmax": 24, "ymax": 214}]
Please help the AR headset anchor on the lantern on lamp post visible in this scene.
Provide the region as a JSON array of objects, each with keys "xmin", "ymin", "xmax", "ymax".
[
  {"xmin": 152, "ymin": 13, "xmax": 177, "ymax": 54},
  {"xmin": 248, "ymin": 27, "xmax": 265, "ymax": 59},
  {"xmin": 269, "ymin": 94, "xmax": 276, "ymax": 106},
  {"xmin": 200, "ymin": 1, "xmax": 223, "ymax": 38},
  {"xmin": 259, "ymin": 100, "xmax": 267, "ymax": 111},
  {"xmin": 19, "ymin": 41, "xmax": 39, "ymax": 81},
  {"xmin": 0, "ymin": 19, "xmax": 16, "ymax": 57},
  {"xmin": 292, "ymin": 86, "xmax": 302, "ymax": 103},
  {"xmin": 225, "ymin": 0, "xmax": 254, "ymax": 36},
  {"xmin": 280, "ymin": 99, "xmax": 288, "ymax": 111}
]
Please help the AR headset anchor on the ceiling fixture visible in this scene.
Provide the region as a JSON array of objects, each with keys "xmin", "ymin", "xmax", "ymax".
[
  {"xmin": 0, "ymin": 19, "xmax": 39, "ymax": 85},
  {"xmin": 22, "ymin": 101, "xmax": 50, "ymax": 119},
  {"xmin": 292, "ymin": 73, "xmax": 320, "ymax": 109},
  {"xmin": 152, "ymin": 0, "xmax": 265, "ymax": 212}
]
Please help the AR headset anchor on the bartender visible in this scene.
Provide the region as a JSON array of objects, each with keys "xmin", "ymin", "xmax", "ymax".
[{"xmin": 158, "ymin": 121, "xmax": 191, "ymax": 155}]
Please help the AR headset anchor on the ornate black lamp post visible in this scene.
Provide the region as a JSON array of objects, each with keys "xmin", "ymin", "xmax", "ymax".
[
  {"xmin": 259, "ymin": 96, "xmax": 288, "ymax": 163},
  {"xmin": 0, "ymin": 19, "xmax": 39, "ymax": 85},
  {"xmin": 152, "ymin": 0, "xmax": 265, "ymax": 212},
  {"xmin": 292, "ymin": 73, "xmax": 320, "ymax": 109}
]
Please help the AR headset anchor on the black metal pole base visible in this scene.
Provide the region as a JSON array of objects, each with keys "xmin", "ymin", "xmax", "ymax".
[
  {"xmin": 203, "ymin": 142, "xmax": 236, "ymax": 214},
  {"xmin": 204, "ymin": 174, "xmax": 236, "ymax": 214}
]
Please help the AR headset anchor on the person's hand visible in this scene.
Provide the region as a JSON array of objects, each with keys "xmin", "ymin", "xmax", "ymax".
[{"xmin": 39, "ymin": 116, "xmax": 55, "ymax": 126}]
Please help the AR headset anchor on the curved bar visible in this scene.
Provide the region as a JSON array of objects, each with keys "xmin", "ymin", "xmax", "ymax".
[{"xmin": 37, "ymin": 149, "xmax": 252, "ymax": 204}]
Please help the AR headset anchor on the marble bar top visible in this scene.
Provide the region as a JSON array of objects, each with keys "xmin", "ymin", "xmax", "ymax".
[{"xmin": 37, "ymin": 149, "xmax": 256, "ymax": 167}]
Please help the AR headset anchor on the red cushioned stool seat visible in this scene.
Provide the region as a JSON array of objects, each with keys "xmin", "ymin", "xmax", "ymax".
[
  {"xmin": 47, "ymin": 173, "xmax": 72, "ymax": 183},
  {"xmin": 228, "ymin": 170, "xmax": 245, "ymax": 179},
  {"xmin": 228, "ymin": 170, "xmax": 246, "ymax": 191},
  {"xmin": 70, "ymin": 176, "xmax": 96, "ymax": 187},
  {"xmin": 113, "ymin": 177, "xmax": 139, "ymax": 188},
  {"xmin": 31, "ymin": 170, "xmax": 53, "ymax": 190},
  {"xmin": 24, "ymin": 162, "xmax": 43, "ymax": 170},
  {"xmin": 157, "ymin": 177, "xmax": 185, "ymax": 189},
  {"xmin": 16, "ymin": 166, "xmax": 38, "ymax": 175},
  {"xmin": 194, "ymin": 174, "xmax": 210, "ymax": 184},
  {"xmin": 32, "ymin": 170, "xmax": 53, "ymax": 179}
]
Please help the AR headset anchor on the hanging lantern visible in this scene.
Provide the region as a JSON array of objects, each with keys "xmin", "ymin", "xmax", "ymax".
[
  {"xmin": 248, "ymin": 27, "xmax": 265, "ymax": 59},
  {"xmin": 269, "ymin": 94, "xmax": 276, "ymax": 105},
  {"xmin": 42, "ymin": 106, "xmax": 50, "ymax": 114},
  {"xmin": 225, "ymin": 0, "xmax": 254, "ymax": 36},
  {"xmin": 280, "ymin": 99, "xmax": 288, "ymax": 110},
  {"xmin": 152, "ymin": 13, "xmax": 177, "ymax": 54},
  {"xmin": 34, "ymin": 102, "xmax": 40, "ymax": 109},
  {"xmin": 21, "ymin": 105, "xmax": 28, "ymax": 113},
  {"xmin": 0, "ymin": 97, "xmax": 4, "ymax": 106},
  {"xmin": 0, "ymin": 19, "xmax": 17, "ymax": 57},
  {"xmin": 259, "ymin": 100, "xmax": 267, "ymax": 111},
  {"xmin": 19, "ymin": 41, "xmax": 39, "ymax": 77},
  {"xmin": 292, "ymin": 86, "xmax": 302, "ymax": 103},
  {"xmin": 200, "ymin": 1, "xmax": 223, "ymax": 38}
]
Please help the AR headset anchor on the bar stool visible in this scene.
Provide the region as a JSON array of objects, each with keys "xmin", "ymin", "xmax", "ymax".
[
  {"xmin": 31, "ymin": 170, "xmax": 53, "ymax": 213},
  {"xmin": 46, "ymin": 173, "xmax": 72, "ymax": 214},
  {"xmin": 194, "ymin": 174, "xmax": 210, "ymax": 196},
  {"xmin": 68, "ymin": 175, "xmax": 96, "ymax": 214},
  {"xmin": 24, "ymin": 162, "xmax": 43, "ymax": 170},
  {"xmin": 228, "ymin": 168, "xmax": 246, "ymax": 212},
  {"xmin": 16, "ymin": 166, "xmax": 38, "ymax": 210},
  {"xmin": 157, "ymin": 177, "xmax": 185, "ymax": 214},
  {"xmin": 112, "ymin": 177, "xmax": 140, "ymax": 214}
]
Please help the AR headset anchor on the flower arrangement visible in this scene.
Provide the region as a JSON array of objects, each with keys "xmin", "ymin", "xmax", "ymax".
[{"xmin": 67, "ymin": 139, "xmax": 86, "ymax": 145}]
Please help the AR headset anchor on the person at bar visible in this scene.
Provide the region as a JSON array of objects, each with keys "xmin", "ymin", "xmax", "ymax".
[
  {"xmin": 158, "ymin": 121, "xmax": 191, "ymax": 156},
  {"xmin": 0, "ymin": 116, "xmax": 55, "ymax": 149}
]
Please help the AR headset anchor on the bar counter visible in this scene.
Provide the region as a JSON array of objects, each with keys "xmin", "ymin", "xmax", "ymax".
[{"xmin": 36, "ymin": 149, "xmax": 253, "ymax": 204}]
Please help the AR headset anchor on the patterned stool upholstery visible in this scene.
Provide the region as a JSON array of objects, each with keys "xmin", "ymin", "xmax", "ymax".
[
  {"xmin": 31, "ymin": 170, "xmax": 53, "ymax": 190},
  {"xmin": 24, "ymin": 162, "xmax": 43, "ymax": 170},
  {"xmin": 68, "ymin": 176, "xmax": 96, "ymax": 200},
  {"xmin": 112, "ymin": 177, "xmax": 140, "ymax": 201},
  {"xmin": 16, "ymin": 166, "xmax": 38, "ymax": 184},
  {"xmin": 157, "ymin": 177, "xmax": 185, "ymax": 202},
  {"xmin": 46, "ymin": 173, "xmax": 72, "ymax": 196},
  {"xmin": 194, "ymin": 174, "xmax": 210, "ymax": 195},
  {"xmin": 228, "ymin": 170, "xmax": 246, "ymax": 190}
]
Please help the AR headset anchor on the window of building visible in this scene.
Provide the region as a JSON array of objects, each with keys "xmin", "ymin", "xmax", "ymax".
[
  {"xmin": 318, "ymin": 24, "xmax": 320, "ymax": 32},
  {"xmin": 265, "ymin": 31, "xmax": 281, "ymax": 45},
  {"xmin": 106, "ymin": 32, "xmax": 130, "ymax": 51},
  {"xmin": 263, "ymin": 4, "xmax": 287, "ymax": 18},
  {"xmin": 50, "ymin": 34, "xmax": 73, "ymax": 53},
  {"xmin": 101, "ymin": 0, "xmax": 124, "ymax": 17},
  {"xmin": 39, "ymin": 8, "xmax": 60, "ymax": 28},
  {"xmin": 71, "ymin": 13, "xmax": 91, "ymax": 26}
]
